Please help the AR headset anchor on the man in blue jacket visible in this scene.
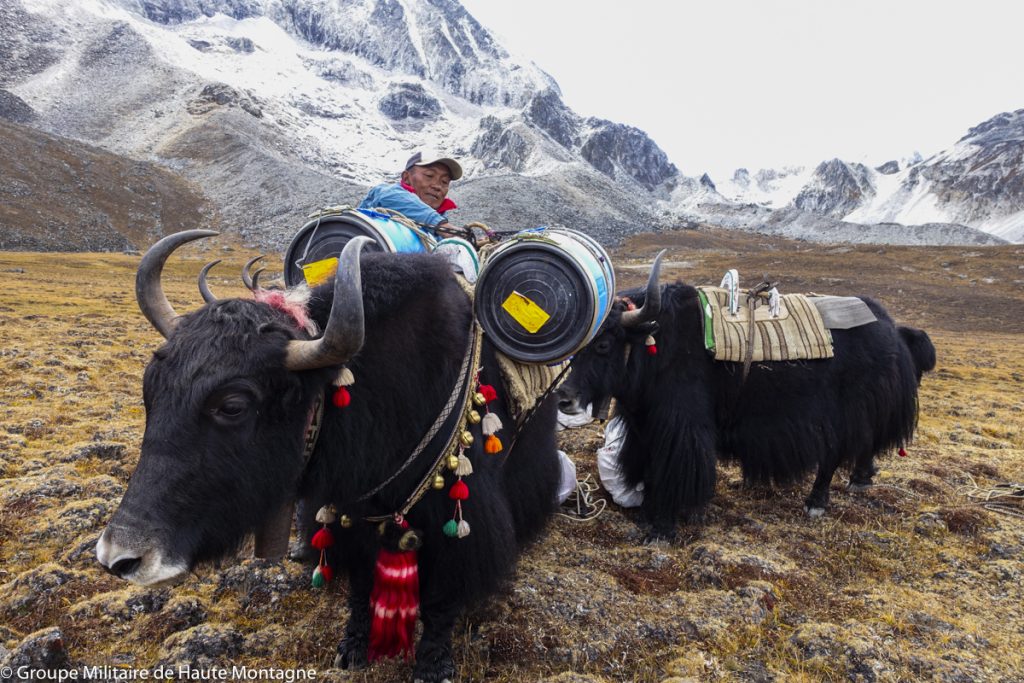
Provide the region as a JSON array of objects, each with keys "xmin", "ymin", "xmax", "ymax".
[{"xmin": 359, "ymin": 151, "xmax": 463, "ymax": 239}]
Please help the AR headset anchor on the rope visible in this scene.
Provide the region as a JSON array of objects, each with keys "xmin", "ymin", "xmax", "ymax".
[
  {"xmin": 959, "ymin": 473, "xmax": 1024, "ymax": 518},
  {"xmin": 556, "ymin": 474, "xmax": 607, "ymax": 521}
]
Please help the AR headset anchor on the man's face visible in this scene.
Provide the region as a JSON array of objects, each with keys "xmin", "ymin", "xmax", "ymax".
[{"xmin": 402, "ymin": 163, "xmax": 452, "ymax": 210}]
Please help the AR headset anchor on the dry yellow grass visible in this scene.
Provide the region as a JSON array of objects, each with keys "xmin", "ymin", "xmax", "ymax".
[{"xmin": 1, "ymin": 230, "xmax": 1023, "ymax": 682}]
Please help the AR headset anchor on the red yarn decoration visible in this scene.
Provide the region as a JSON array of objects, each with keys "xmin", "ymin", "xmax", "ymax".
[
  {"xmin": 646, "ymin": 344, "xmax": 658, "ymax": 355},
  {"xmin": 311, "ymin": 527, "xmax": 335, "ymax": 550},
  {"xmin": 898, "ymin": 447, "xmax": 907, "ymax": 457},
  {"xmin": 479, "ymin": 384, "xmax": 498, "ymax": 403},
  {"xmin": 318, "ymin": 563, "xmax": 334, "ymax": 583},
  {"xmin": 448, "ymin": 479, "xmax": 469, "ymax": 500},
  {"xmin": 332, "ymin": 386, "xmax": 351, "ymax": 408},
  {"xmin": 368, "ymin": 548, "xmax": 419, "ymax": 662}
]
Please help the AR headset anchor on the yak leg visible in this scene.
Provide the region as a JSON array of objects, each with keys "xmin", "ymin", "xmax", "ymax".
[
  {"xmin": 412, "ymin": 600, "xmax": 459, "ymax": 683},
  {"xmin": 334, "ymin": 567, "xmax": 373, "ymax": 670},
  {"xmin": 639, "ymin": 414, "xmax": 716, "ymax": 543},
  {"xmin": 848, "ymin": 450, "xmax": 879, "ymax": 492},
  {"xmin": 804, "ymin": 460, "xmax": 839, "ymax": 517}
]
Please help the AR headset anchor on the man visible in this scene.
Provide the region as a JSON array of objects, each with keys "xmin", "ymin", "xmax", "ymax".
[{"xmin": 359, "ymin": 151, "xmax": 463, "ymax": 239}]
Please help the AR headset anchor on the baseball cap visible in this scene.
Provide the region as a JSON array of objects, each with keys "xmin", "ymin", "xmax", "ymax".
[{"xmin": 405, "ymin": 151, "xmax": 463, "ymax": 180}]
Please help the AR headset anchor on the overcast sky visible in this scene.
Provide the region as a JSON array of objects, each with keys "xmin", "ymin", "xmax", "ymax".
[{"xmin": 459, "ymin": 0, "xmax": 1022, "ymax": 181}]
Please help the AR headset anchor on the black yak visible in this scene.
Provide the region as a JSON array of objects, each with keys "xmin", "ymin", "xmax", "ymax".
[
  {"xmin": 96, "ymin": 231, "xmax": 561, "ymax": 682},
  {"xmin": 558, "ymin": 253, "xmax": 936, "ymax": 540}
]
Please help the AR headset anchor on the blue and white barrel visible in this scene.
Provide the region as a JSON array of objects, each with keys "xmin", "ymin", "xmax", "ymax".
[
  {"xmin": 474, "ymin": 227, "xmax": 615, "ymax": 364},
  {"xmin": 284, "ymin": 207, "xmax": 435, "ymax": 287}
]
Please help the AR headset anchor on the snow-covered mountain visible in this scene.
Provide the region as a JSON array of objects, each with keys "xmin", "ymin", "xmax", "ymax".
[
  {"xmin": 710, "ymin": 112, "xmax": 1024, "ymax": 243},
  {"xmin": 0, "ymin": 0, "xmax": 1017, "ymax": 249},
  {"xmin": 1, "ymin": 0, "xmax": 678, "ymax": 247}
]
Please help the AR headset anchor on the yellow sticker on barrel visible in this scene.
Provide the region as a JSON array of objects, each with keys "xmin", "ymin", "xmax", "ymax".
[
  {"xmin": 302, "ymin": 257, "xmax": 339, "ymax": 287},
  {"xmin": 502, "ymin": 291, "xmax": 551, "ymax": 334}
]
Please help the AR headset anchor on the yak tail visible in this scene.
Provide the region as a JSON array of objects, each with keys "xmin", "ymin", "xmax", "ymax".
[{"xmin": 898, "ymin": 326, "xmax": 937, "ymax": 381}]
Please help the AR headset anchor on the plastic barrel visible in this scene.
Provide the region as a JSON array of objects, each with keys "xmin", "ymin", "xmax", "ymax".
[
  {"xmin": 284, "ymin": 208, "xmax": 435, "ymax": 287},
  {"xmin": 474, "ymin": 227, "xmax": 615, "ymax": 363}
]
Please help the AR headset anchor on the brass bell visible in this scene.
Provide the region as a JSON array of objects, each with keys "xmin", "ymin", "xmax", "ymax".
[
  {"xmin": 460, "ymin": 430, "xmax": 475, "ymax": 447},
  {"xmin": 466, "ymin": 409, "xmax": 482, "ymax": 425},
  {"xmin": 472, "ymin": 392, "xmax": 486, "ymax": 407},
  {"xmin": 432, "ymin": 474, "xmax": 446, "ymax": 490},
  {"xmin": 339, "ymin": 514, "xmax": 353, "ymax": 528},
  {"xmin": 447, "ymin": 454, "xmax": 461, "ymax": 470}
]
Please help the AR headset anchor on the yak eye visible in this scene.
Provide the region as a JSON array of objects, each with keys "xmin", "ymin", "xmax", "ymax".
[
  {"xmin": 207, "ymin": 392, "xmax": 254, "ymax": 423},
  {"xmin": 594, "ymin": 339, "xmax": 612, "ymax": 355}
]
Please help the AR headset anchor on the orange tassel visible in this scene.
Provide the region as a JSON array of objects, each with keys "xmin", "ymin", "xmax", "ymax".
[{"xmin": 484, "ymin": 434, "xmax": 502, "ymax": 453}]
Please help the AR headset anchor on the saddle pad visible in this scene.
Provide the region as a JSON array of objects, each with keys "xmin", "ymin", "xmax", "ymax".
[
  {"xmin": 496, "ymin": 353, "xmax": 567, "ymax": 423},
  {"xmin": 808, "ymin": 295, "xmax": 878, "ymax": 329},
  {"xmin": 697, "ymin": 286, "xmax": 834, "ymax": 363}
]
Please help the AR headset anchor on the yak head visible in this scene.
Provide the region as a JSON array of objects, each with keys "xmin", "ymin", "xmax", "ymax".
[
  {"xmin": 96, "ymin": 231, "xmax": 370, "ymax": 586},
  {"xmin": 558, "ymin": 250, "xmax": 665, "ymax": 419}
]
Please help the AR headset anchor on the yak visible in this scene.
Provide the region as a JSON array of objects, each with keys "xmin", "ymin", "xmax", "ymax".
[
  {"xmin": 558, "ymin": 253, "xmax": 936, "ymax": 541},
  {"xmin": 96, "ymin": 231, "xmax": 561, "ymax": 682}
]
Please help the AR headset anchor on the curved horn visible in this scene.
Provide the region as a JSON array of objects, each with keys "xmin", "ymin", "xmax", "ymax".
[
  {"xmin": 198, "ymin": 260, "xmax": 222, "ymax": 303},
  {"xmin": 284, "ymin": 236, "xmax": 372, "ymax": 371},
  {"xmin": 136, "ymin": 230, "xmax": 219, "ymax": 338},
  {"xmin": 251, "ymin": 268, "xmax": 265, "ymax": 291},
  {"xmin": 621, "ymin": 249, "xmax": 666, "ymax": 327},
  {"xmin": 242, "ymin": 255, "xmax": 264, "ymax": 291}
]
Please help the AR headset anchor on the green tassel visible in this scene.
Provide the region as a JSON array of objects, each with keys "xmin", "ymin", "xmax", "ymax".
[
  {"xmin": 442, "ymin": 519, "xmax": 459, "ymax": 537},
  {"xmin": 311, "ymin": 566, "xmax": 325, "ymax": 588}
]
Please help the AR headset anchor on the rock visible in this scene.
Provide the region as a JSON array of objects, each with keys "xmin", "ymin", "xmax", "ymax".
[
  {"xmin": 378, "ymin": 82, "xmax": 442, "ymax": 121},
  {"xmin": 875, "ymin": 160, "xmax": 900, "ymax": 174},
  {"xmin": 580, "ymin": 119, "xmax": 678, "ymax": 190},
  {"xmin": 789, "ymin": 621, "xmax": 889, "ymax": 681},
  {"xmin": 527, "ymin": 89, "xmax": 581, "ymax": 149},
  {"xmin": 156, "ymin": 624, "xmax": 244, "ymax": 668},
  {"xmin": 0, "ymin": 89, "xmax": 36, "ymax": 124},
  {"xmin": 793, "ymin": 158, "xmax": 876, "ymax": 217},
  {"xmin": 0, "ymin": 628, "xmax": 71, "ymax": 679}
]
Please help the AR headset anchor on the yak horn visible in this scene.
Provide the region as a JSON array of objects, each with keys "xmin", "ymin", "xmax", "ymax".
[
  {"xmin": 242, "ymin": 255, "xmax": 264, "ymax": 291},
  {"xmin": 198, "ymin": 260, "xmax": 221, "ymax": 303},
  {"xmin": 621, "ymin": 249, "xmax": 666, "ymax": 327},
  {"xmin": 136, "ymin": 230, "xmax": 219, "ymax": 338},
  {"xmin": 284, "ymin": 236, "xmax": 371, "ymax": 371}
]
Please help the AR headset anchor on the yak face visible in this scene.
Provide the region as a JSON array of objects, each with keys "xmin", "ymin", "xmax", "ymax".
[
  {"xmin": 97, "ymin": 231, "xmax": 369, "ymax": 587},
  {"xmin": 558, "ymin": 251, "xmax": 666, "ymax": 418},
  {"xmin": 558, "ymin": 303, "xmax": 657, "ymax": 418},
  {"xmin": 96, "ymin": 300, "xmax": 327, "ymax": 586}
]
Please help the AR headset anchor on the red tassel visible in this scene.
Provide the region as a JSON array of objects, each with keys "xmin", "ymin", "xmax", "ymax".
[
  {"xmin": 479, "ymin": 384, "xmax": 498, "ymax": 403},
  {"xmin": 898, "ymin": 447, "xmax": 907, "ymax": 457},
  {"xmin": 449, "ymin": 479, "xmax": 469, "ymax": 500},
  {"xmin": 368, "ymin": 548, "xmax": 419, "ymax": 662},
  {"xmin": 332, "ymin": 386, "xmax": 351, "ymax": 408},
  {"xmin": 311, "ymin": 527, "xmax": 335, "ymax": 550},
  {"xmin": 646, "ymin": 344, "xmax": 658, "ymax": 355},
  {"xmin": 318, "ymin": 563, "xmax": 333, "ymax": 583}
]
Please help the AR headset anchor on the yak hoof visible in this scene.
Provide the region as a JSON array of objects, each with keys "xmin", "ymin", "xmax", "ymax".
[
  {"xmin": 334, "ymin": 636, "xmax": 368, "ymax": 671},
  {"xmin": 847, "ymin": 481, "xmax": 873, "ymax": 493},
  {"xmin": 804, "ymin": 505, "xmax": 826, "ymax": 518}
]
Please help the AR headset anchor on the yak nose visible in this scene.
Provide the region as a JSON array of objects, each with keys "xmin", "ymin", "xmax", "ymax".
[
  {"xmin": 95, "ymin": 526, "xmax": 188, "ymax": 586},
  {"xmin": 96, "ymin": 528, "xmax": 142, "ymax": 578}
]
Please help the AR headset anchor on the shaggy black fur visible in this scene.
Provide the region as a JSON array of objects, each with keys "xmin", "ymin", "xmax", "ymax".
[
  {"xmin": 558, "ymin": 281, "xmax": 936, "ymax": 540},
  {"xmin": 111, "ymin": 252, "xmax": 561, "ymax": 682}
]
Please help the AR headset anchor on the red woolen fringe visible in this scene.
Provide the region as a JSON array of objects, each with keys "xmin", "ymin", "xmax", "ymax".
[{"xmin": 368, "ymin": 548, "xmax": 420, "ymax": 662}]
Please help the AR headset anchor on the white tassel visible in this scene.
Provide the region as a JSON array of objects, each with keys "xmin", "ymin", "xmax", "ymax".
[
  {"xmin": 315, "ymin": 505, "xmax": 337, "ymax": 524},
  {"xmin": 645, "ymin": 335, "xmax": 656, "ymax": 347},
  {"xmin": 335, "ymin": 367, "xmax": 355, "ymax": 387},
  {"xmin": 455, "ymin": 454, "xmax": 474, "ymax": 476},
  {"xmin": 456, "ymin": 519, "xmax": 471, "ymax": 538},
  {"xmin": 481, "ymin": 412, "xmax": 502, "ymax": 436}
]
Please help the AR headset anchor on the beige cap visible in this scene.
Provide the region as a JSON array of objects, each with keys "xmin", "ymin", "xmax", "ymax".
[{"xmin": 405, "ymin": 151, "xmax": 463, "ymax": 180}]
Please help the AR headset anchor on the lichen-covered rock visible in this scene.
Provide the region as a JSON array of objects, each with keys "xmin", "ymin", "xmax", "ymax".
[
  {"xmin": 156, "ymin": 624, "xmax": 244, "ymax": 668},
  {"xmin": 216, "ymin": 559, "xmax": 308, "ymax": 611},
  {"xmin": 0, "ymin": 564, "xmax": 87, "ymax": 616},
  {"xmin": 789, "ymin": 620, "xmax": 890, "ymax": 682},
  {"xmin": 0, "ymin": 628, "xmax": 71, "ymax": 679},
  {"xmin": 69, "ymin": 587, "xmax": 170, "ymax": 623}
]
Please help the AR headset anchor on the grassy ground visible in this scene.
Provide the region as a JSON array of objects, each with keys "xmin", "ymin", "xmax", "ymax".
[{"xmin": 1, "ymin": 229, "xmax": 1023, "ymax": 681}]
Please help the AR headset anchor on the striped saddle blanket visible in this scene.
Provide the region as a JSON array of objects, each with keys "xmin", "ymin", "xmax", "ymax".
[{"xmin": 697, "ymin": 286, "xmax": 834, "ymax": 363}]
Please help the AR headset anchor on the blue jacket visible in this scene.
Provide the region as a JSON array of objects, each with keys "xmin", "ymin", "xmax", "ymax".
[{"xmin": 359, "ymin": 183, "xmax": 455, "ymax": 229}]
